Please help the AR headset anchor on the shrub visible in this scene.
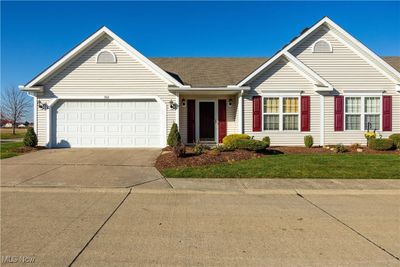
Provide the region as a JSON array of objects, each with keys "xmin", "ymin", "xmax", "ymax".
[
  {"xmin": 334, "ymin": 144, "xmax": 347, "ymax": 153},
  {"xmin": 350, "ymin": 143, "xmax": 362, "ymax": 149},
  {"xmin": 214, "ymin": 144, "xmax": 235, "ymax": 152},
  {"xmin": 304, "ymin": 135, "xmax": 313, "ymax": 148},
  {"xmin": 262, "ymin": 136, "xmax": 270, "ymax": 148},
  {"xmin": 167, "ymin": 123, "xmax": 181, "ymax": 147},
  {"xmin": 23, "ymin": 127, "xmax": 38, "ymax": 147},
  {"xmin": 368, "ymin": 138, "xmax": 394, "ymax": 151},
  {"xmin": 173, "ymin": 141, "xmax": 186, "ymax": 157},
  {"xmin": 192, "ymin": 143, "xmax": 210, "ymax": 155},
  {"xmin": 222, "ymin": 134, "xmax": 250, "ymax": 145},
  {"xmin": 231, "ymin": 139, "xmax": 268, "ymax": 151},
  {"xmin": 389, "ymin": 134, "xmax": 400, "ymax": 149}
]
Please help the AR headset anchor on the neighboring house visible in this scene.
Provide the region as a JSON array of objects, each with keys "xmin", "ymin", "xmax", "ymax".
[
  {"xmin": 20, "ymin": 17, "xmax": 400, "ymax": 148},
  {"xmin": 17, "ymin": 124, "xmax": 26, "ymax": 128},
  {"xmin": 3, "ymin": 123, "xmax": 13, "ymax": 128}
]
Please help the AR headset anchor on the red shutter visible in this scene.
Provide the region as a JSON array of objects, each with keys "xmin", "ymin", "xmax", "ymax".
[
  {"xmin": 218, "ymin": 100, "xmax": 227, "ymax": 143},
  {"xmin": 382, "ymin": 96, "xmax": 392, "ymax": 131},
  {"xmin": 187, "ymin": 100, "xmax": 195, "ymax": 143},
  {"xmin": 253, "ymin": 96, "xmax": 262, "ymax": 131},
  {"xmin": 334, "ymin": 96, "xmax": 344, "ymax": 131},
  {"xmin": 301, "ymin": 96, "xmax": 310, "ymax": 131}
]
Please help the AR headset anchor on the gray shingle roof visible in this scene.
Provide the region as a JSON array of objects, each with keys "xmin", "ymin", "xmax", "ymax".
[{"xmin": 150, "ymin": 56, "xmax": 400, "ymax": 87}]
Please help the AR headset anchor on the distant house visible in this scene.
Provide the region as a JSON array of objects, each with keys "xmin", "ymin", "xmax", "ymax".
[
  {"xmin": 18, "ymin": 124, "xmax": 26, "ymax": 128},
  {"xmin": 3, "ymin": 123, "xmax": 13, "ymax": 128}
]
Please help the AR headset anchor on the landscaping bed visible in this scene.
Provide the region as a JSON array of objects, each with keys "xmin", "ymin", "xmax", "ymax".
[{"xmin": 156, "ymin": 147, "xmax": 262, "ymax": 169}]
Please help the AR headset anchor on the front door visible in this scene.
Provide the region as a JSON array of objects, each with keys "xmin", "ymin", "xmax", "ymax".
[{"xmin": 199, "ymin": 102, "xmax": 215, "ymax": 142}]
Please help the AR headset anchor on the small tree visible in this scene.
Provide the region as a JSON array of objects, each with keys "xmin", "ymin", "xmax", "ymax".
[
  {"xmin": 1, "ymin": 86, "xmax": 31, "ymax": 135},
  {"xmin": 304, "ymin": 135, "xmax": 313, "ymax": 148},
  {"xmin": 23, "ymin": 127, "xmax": 38, "ymax": 147},
  {"xmin": 167, "ymin": 122, "xmax": 181, "ymax": 147}
]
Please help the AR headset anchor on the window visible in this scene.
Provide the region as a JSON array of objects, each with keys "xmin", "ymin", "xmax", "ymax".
[
  {"xmin": 345, "ymin": 96, "xmax": 381, "ymax": 131},
  {"xmin": 263, "ymin": 96, "xmax": 299, "ymax": 131},
  {"xmin": 96, "ymin": 50, "xmax": 116, "ymax": 63},
  {"xmin": 364, "ymin": 97, "xmax": 381, "ymax": 130},
  {"xmin": 312, "ymin": 39, "xmax": 332, "ymax": 53},
  {"xmin": 263, "ymin": 98, "xmax": 279, "ymax": 130}
]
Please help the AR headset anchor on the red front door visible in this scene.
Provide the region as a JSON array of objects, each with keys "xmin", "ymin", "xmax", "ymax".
[{"xmin": 218, "ymin": 100, "xmax": 227, "ymax": 143}]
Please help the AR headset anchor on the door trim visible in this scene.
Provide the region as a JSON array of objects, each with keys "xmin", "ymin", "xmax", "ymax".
[
  {"xmin": 195, "ymin": 100, "xmax": 217, "ymax": 143},
  {"xmin": 47, "ymin": 95, "xmax": 166, "ymax": 148}
]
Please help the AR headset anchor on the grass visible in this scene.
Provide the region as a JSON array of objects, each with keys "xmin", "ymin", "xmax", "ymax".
[
  {"xmin": 0, "ymin": 128, "xmax": 27, "ymax": 139},
  {"xmin": 0, "ymin": 142, "xmax": 25, "ymax": 159},
  {"xmin": 161, "ymin": 154, "xmax": 400, "ymax": 179}
]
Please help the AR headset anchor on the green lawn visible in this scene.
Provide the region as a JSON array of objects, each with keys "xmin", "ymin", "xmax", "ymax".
[
  {"xmin": 0, "ymin": 128, "xmax": 27, "ymax": 139},
  {"xmin": 161, "ymin": 154, "xmax": 400, "ymax": 179},
  {"xmin": 0, "ymin": 142, "xmax": 25, "ymax": 159}
]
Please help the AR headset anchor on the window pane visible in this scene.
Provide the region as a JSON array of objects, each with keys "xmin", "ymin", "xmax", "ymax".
[
  {"xmin": 283, "ymin": 98, "xmax": 298, "ymax": 113},
  {"xmin": 264, "ymin": 115, "xmax": 279, "ymax": 130},
  {"xmin": 283, "ymin": 115, "xmax": 298, "ymax": 130},
  {"xmin": 365, "ymin": 115, "xmax": 380, "ymax": 130},
  {"xmin": 345, "ymin": 115, "xmax": 361, "ymax": 130},
  {"xmin": 345, "ymin": 97, "xmax": 361, "ymax": 113},
  {"xmin": 264, "ymin": 98, "xmax": 279, "ymax": 113},
  {"xmin": 365, "ymin": 97, "xmax": 380, "ymax": 113}
]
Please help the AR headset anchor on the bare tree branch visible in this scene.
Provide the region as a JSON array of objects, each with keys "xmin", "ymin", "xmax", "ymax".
[{"xmin": 1, "ymin": 86, "xmax": 31, "ymax": 135}]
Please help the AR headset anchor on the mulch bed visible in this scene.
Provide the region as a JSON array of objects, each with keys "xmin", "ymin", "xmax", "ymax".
[
  {"xmin": 156, "ymin": 145, "xmax": 399, "ymax": 170},
  {"xmin": 11, "ymin": 146, "xmax": 44, "ymax": 153},
  {"xmin": 156, "ymin": 147, "xmax": 262, "ymax": 170}
]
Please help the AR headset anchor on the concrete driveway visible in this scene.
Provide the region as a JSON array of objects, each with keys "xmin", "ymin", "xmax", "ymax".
[{"xmin": 1, "ymin": 148, "xmax": 169, "ymax": 188}]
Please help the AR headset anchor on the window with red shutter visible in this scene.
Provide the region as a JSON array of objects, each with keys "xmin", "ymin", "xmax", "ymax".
[
  {"xmin": 382, "ymin": 96, "xmax": 392, "ymax": 131},
  {"xmin": 301, "ymin": 96, "xmax": 310, "ymax": 131},
  {"xmin": 334, "ymin": 96, "xmax": 344, "ymax": 131},
  {"xmin": 253, "ymin": 96, "xmax": 262, "ymax": 132}
]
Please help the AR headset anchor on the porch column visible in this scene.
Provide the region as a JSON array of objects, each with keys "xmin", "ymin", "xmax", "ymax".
[
  {"xmin": 175, "ymin": 92, "xmax": 179, "ymax": 128},
  {"xmin": 238, "ymin": 91, "xmax": 243, "ymax": 134}
]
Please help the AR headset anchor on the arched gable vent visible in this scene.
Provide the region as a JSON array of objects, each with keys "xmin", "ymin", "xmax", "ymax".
[
  {"xmin": 312, "ymin": 39, "xmax": 332, "ymax": 53},
  {"xmin": 96, "ymin": 50, "xmax": 117, "ymax": 63}
]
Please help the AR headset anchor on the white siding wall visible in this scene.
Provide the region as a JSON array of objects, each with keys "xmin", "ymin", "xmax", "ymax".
[
  {"xmin": 179, "ymin": 95, "xmax": 238, "ymax": 144},
  {"xmin": 244, "ymin": 58, "xmax": 321, "ymax": 146},
  {"xmin": 290, "ymin": 27, "xmax": 399, "ymax": 145},
  {"xmin": 36, "ymin": 36, "xmax": 175, "ymax": 146}
]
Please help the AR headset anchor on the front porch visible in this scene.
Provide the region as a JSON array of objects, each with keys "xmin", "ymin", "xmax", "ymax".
[{"xmin": 175, "ymin": 91, "xmax": 242, "ymax": 145}]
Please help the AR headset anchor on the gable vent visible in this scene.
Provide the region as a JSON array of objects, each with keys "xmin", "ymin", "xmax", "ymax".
[
  {"xmin": 96, "ymin": 50, "xmax": 117, "ymax": 63},
  {"xmin": 312, "ymin": 39, "xmax": 332, "ymax": 53}
]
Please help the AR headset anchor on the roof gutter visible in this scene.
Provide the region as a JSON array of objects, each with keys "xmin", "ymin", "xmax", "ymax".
[
  {"xmin": 18, "ymin": 85, "xmax": 44, "ymax": 93},
  {"xmin": 168, "ymin": 86, "xmax": 250, "ymax": 91}
]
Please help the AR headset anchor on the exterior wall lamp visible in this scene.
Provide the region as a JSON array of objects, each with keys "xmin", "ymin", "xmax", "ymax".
[
  {"xmin": 228, "ymin": 98, "xmax": 233, "ymax": 107},
  {"xmin": 181, "ymin": 98, "xmax": 186, "ymax": 107}
]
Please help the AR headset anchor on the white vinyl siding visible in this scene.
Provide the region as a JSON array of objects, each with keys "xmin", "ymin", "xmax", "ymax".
[
  {"xmin": 179, "ymin": 95, "xmax": 237, "ymax": 144},
  {"xmin": 36, "ymin": 36, "xmax": 175, "ymax": 146},
  {"xmin": 289, "ymin": 27, "xmax": 394, "ymax": 91},
  {"xmin": 244, "ymin": 58, "xmax": 320, "ymax": 146}
]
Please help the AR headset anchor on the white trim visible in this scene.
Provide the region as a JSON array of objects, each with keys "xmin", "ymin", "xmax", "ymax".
[
  {"xmin": 195, "ymin": 100, "xmax": 218, "ymax": 143},
  {"xmin": 320, "ymin": 95, "xmax": 325, "ymax": 146},
  {"xmin": 396, "ymin": 84, "xmax": 400, "ymax": 92},
  {"xmin": 311, "ymin": 39, "xmax": 333, "ymax": 53},
  {"xmin": 175, "ymin": 92, "xmax": 180, "ymax": 127},
  {"xmin": 46, "ymin": 95, "xmax": 166, "ymax": 148},
  {"xmin": 343, "ymin": 90, "xmax": 384, "ymax": 96},
  {"xmin": 24, "ymin": 26, "xmax": 184, "ymax": 89},
  {"xmin": 96, "ymin": 49, "xmax": 117, "ymax": 63},
  {"xmin": 19, "ymin": 85, "xmax": 43, "ymax": 93},
  {"xmin": 261, "ymin": 90, "xmax": 303, "ymax": 96},
  {"xmin": 238, "ymin": 91, "xmax": 243, "ymax": 134},
  {"xmin": 169, "ymin": 86, "xmax": 250, "ymax": 92},
  {"xmin": 238, "ymin": 17, "xmax": 400, "ymax": 86},
  {"xmin": 284, "ymin": 52, "xmax": 333, "ymax": 89}
]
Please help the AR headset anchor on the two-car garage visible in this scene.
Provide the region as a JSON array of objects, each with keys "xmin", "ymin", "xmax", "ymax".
[{"xmin": 51, "ymin": 99, "xmax": 164, "ymax": 148}]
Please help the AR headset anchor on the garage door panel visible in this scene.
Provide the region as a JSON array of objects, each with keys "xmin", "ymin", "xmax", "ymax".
[{"xmin": 53, "ymin": 100, "xmax": 162, "ymax": 147}]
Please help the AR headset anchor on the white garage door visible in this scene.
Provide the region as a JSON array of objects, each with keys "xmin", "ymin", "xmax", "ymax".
[{"xmin": 53, "ymin": 99, "xmax": 163, "ymax": 147}]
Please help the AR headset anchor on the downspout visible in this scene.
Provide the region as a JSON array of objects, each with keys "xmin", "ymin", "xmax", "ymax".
[
  {"xmin": 27, "ymin": 92, "xmax": 38, "ymax": 134},
  {"xmin": 320, "ymin": 94, "xmax": 325, "ymax": 146}
]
